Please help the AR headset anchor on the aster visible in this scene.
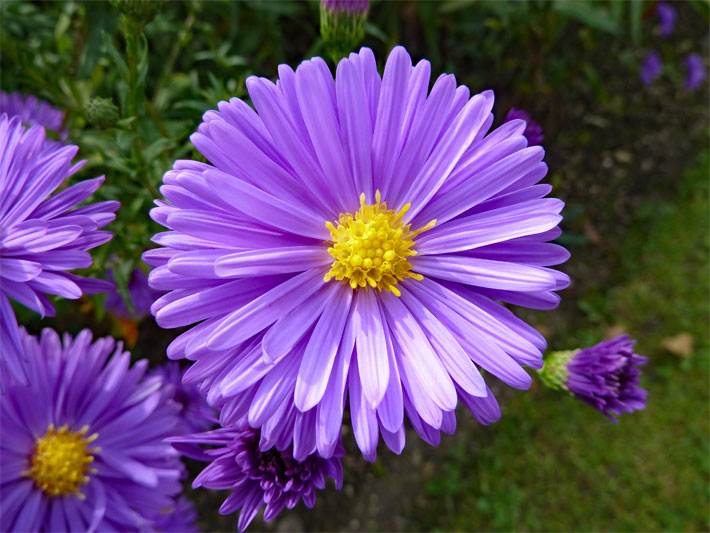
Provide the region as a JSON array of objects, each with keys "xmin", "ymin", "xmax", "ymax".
[
  {"xmin": 504, "ymin": 107, "xmax": 544, "ymax": 146},
  {"xmin": 539, "ymin": 335, "xmax": 648, "ymax": 422},
  {"xmin": 106, "ymin": 267, "xmax": 163, "ymax": 319},
  {"xmin": 170, "ymin": 423, "xmax": 344, "ymax": 531},
  {"xmin": 0, "ymin": 115, "xmax": 118, "ymax": 385},
  {"xmin": 0, "ymin": 91, "xmax": 67, "ymax": 138},
  {"xmin": 640, "ymin": 52, "xmax": 662, "ymax": 85},
  {"xmin": 148, "ymin": 361, "xmax": 216, "ymax": 435},
  {"xmin": 146, "ymin": 45, "xmax": 569, "ymax": 460},
  {"xmin": 656, "ymin": 1, "xmax": 676, "ymax": 37},
  {"xmin": 684, "ymin": 54, "xmax": 706, "ymax": 91},
  {"xmin": 0, "ymin": 327, "xmax": 186, "ymax": 531}
]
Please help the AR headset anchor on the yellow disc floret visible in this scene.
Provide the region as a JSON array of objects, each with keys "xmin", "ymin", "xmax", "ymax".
[
  {"xmin": 25, "ymin": 424, "xmax": 99, "ymax": 498},
  {"xmin": 324, "ymin": 190, "xmax": 435, "ymax": 296}
]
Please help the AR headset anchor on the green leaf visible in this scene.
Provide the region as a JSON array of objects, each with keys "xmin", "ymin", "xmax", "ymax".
[
  {"xmin": 552, "ymin": 0, "xmax": 619, "ymax": 34},
  {"xmin": 101, "ymin": 30, "xmax": 129, "ymax": 79}
]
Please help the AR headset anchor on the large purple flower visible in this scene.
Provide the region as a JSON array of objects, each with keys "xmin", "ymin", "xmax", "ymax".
[
  {"xmin": 171, "ymin": 423, "xmax": 344, "ymax": 531},
  {"xmin": 0, "ymin": 91, "xmax": 67, "ymax": 137},
  {"xmin": 0, "ymin": 115, "xmax": 118, "ymax": 385},
  {"xmin": 148, "ymin": 361, "xmax": 216, "ymax": 435},
  {"xmin": 146, "ymin": 46, "xmax": 569, "ymax": 459},
  {"xmin": 0, "ymin": 327, "xmax": 186, "ymax": 531}
]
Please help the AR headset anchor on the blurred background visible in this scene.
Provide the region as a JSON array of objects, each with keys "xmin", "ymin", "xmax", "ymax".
[{"xmin": 1, "ymin": 0, "xmax": 708, "ymax": 531}]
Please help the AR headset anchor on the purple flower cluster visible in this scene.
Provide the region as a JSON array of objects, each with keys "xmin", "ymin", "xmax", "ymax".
[
  {"xmin": 0, "ymin": 115, "xmax": 118, "ymax": 384},
  {"xmin": 0, "ymin": 328, "xmax": 188, "ymax": 531},
  {"xmin": 504, "ymin": 107, "xmax": 544, "ymax": 146},
  {"xmin": 171, "ymin": 423, "xmax": 344, "ymax": 531},
  {"xmin": 566, "ymin": 335, "xmax": 648, "ymax": 422},
  {"xmin": 0, "ymin": 91, "xmax": 67, "ymax": 137}
]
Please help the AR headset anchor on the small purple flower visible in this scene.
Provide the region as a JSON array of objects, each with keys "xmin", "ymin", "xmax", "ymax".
[
  {"xmin": 504, "ymin": 107, "xmax": 544, "ymax": 146},
  {"xmin": 148, "ymin": 361, "xmax": 216, "ymax": 435},
  {"xmin": 0, "ymin": 116, "xmax": 118, "ymax": 385},
  {"xmin": 171, "ymin": 424, "xmax": 344, "ymax": 531},
  {"xmin": 566, "ymin": 335, "xmax": 648, "ymax": 421},
  {"xmin": 0, "ymin": 91, "xmax": 67, "ymax": 138},
  {"xmin": 106, "ymin": 267, "xmax": 163, "ymax": 319},
  {"xmin": 146, "ymin": 45, "xmax": 568, "ymax": 459},
  {"xmin": 0, "ymin": 327, "xmax": 186, "ymax": 531},
  {"xmin": 656, "ymin": 2, "xmax": 676, "ymax": 37},
  {"xmin": 541, "ymin": 335, "xmax": 648, "ymax": 422},
  {"xmin": 152, "ymin": 496, "xmax": 200, "ymax": 532},
  {"xmin": 684, "ymin": 53, "xmax": 706, "ymax": 90},
  {"xmin": 321, "ymin": 0, "xmax": 369, "ymax": 14},
  {"xmin": 640, "ymin": 52, "xmax": 663, "ymax": 85}
]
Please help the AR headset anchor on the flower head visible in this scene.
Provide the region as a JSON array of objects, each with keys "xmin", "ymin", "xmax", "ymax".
[
  {"xmin": 684, "ymin": 53, "xmax": 706, "ymax": 90},
  {"xmin": 504, "ymin": 107, "xmax": 544, "ymax": 146},
  {"xmin": 0, "ymin": 327, "xmax": 186, "ymax": 531},
  {"xmin": 656, "ymin": 2, "xmax": 676, "ymax": 37},
  {"xmin": 106, "ymin": 267, "xmax": 163, "ymax": 319},
  {"xmin": 171, "ymin": 423, "xmax": 343, "ymax": 531},
  {"xmin": 0, "ymin": 91, "xmax": 66, "ymax": 137},
  {"xmin": 540, "ymin": 335, "xmax": 648, "ymax": 422},
  {"xmin": 146, "ymin": 46, "xmax": 568, "ymax": 459},
  {"xmin": 640, "ymin": 52, "xmax": 663, "ymax": 85},
  {"xmin": 0, "ymin": 116, "xmax": 118, "ymax": 384},
  {"xmin": 320, "ymin": 0, "xmax": 369, "ymax": 63},
  {"xmin": 149, "ymin": 361, "xmax": 216, "ymax": 435}
]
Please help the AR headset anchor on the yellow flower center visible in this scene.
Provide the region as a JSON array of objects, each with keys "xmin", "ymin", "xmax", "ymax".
[
  {"xmin": 324, "ymin": 190, "xmax": 435, "ymax": 296},
  {"xmin": 26, "ymin": 424, "xmax": 99, "ymax": 498}
]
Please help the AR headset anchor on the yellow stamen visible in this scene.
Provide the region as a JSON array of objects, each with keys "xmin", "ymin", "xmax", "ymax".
[
  {"xmin": 25, "ymin": 424, "xmax": 98, "ymax": 498},
  {"xmin": 324, "ymin": 190, "xmax": 435, "ymax": 295}
]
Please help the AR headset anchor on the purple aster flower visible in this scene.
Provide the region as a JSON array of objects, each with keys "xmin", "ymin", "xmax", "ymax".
[
  {"xmin": 656, "ymin": 2, "xmax": 676, "ymax": 37},
  {"xmin": 152, "ymin": 496, "xmax": 200, "ymax": 532},
  {"xmin": 0, "ymin": 116, "xmax": 118, "ymax": 385},
  {"xmin": 170, "ymin": 423, "xmax": 344, "ymax": 532},
  {"xmin": 146, "ymin": 45, "xmax": 569, "ymax": 460},
  {"xmin": 0, "ymin": 91, "xmax": 67, "ymax": 138},
  {"xmin": 149, "ymin": 361, "xmax": 216, "ymax": 435},
  {"xmin": 640, "ymin": 52, "xmax": 663, "ymax": 85},
  {"xmin": 684, "ymin": 53, "xmax": 706, "ymax": 90},
  {"xmin": 0, "ymin": 327, "xmax": 186, "ymax": 531},
  {"xmin": 539, "ymin": 335, "xmax": 648, "ymax": 422},
  {"xmin": 106, "ymin": 267, "xmax": 163, "ymax": 319},
  {"xmin": 504, "ymin": 107, "xmax": 544, "ymax": 146}
]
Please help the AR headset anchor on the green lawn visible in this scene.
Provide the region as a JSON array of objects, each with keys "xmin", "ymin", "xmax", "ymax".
[{"xmin": 421, "ymin": 151, "xmax": 709, "ymax": 532}]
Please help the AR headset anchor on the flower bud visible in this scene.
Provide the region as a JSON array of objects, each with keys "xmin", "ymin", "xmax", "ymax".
[
  {"xmin": 320, "ymin": 0, "xmax": 369, "ymax": 63},
  {"xmin": 86, "ymin": 97, "xmax": 119, "ymax": 129}
]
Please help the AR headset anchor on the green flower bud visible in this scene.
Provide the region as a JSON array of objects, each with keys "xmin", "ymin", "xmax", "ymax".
[
  {"xmin": 86, "ymin": 97, "xmax": 120, "ymax": 129},
  {"xmin": 320, "ymin": 0, "xmax": 369, "ymax": 64},
  {"xmin": 109, "ymin": 0, "xmax": 164, "ymax": 24}
]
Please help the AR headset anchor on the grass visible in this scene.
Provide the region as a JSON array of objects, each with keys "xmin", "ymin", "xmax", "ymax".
[{"xmin": 421, "ymin": 150, "xmax": 709, "ymax": 532}]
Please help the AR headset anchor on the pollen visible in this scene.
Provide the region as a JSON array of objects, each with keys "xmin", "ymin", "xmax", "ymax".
[
  {"xmin": 324, "ymin": 190, "xmax": 435, "ymax": 296},
  {"xmin": 25, "ymin": 424, "xmax": 99, "ymax": 498}
]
